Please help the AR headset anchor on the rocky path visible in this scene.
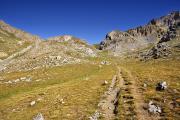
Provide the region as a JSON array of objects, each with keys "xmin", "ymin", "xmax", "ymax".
[
  {"xmin": 0, "ymin": 45, "xmax": 33, "ymax": 71},
  {"xmin": 98, "ymin": 75, "xmax": 120, "ymax": 119},
  {"xmin": 90, "ymin": 69, "xmax": 122, "ymax": 120},
  {"xmin": 90, "ymin": 67, "xmax": 156, "ymax": 120}
]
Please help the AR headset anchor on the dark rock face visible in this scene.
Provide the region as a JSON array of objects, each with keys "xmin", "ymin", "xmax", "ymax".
[
  {"xmin": 140, "ymin": 43, "xmax": 171, "ymax": 60},
  {"xmin": 159, "ymin": 23, "xmax": 179, "ymax": 43}
]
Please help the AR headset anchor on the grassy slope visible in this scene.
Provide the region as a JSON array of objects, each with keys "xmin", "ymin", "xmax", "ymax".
[
  {"xmin": 0, "ymin": 29, "xmax": 31, "ymax": 59},
  {"xmin": 0, "ymin": 61, "xmax": 116, "ymax": 120}
]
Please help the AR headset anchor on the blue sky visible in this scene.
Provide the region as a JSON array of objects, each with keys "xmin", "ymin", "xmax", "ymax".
[{"xmin": 0, "ymin": 0, "xmax": 179, "ymax": 44}]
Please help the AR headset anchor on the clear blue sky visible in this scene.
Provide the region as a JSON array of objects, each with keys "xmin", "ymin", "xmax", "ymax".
[{"xmin": 0, "ymin": 0, "xmax": 179, "ymax": 44}]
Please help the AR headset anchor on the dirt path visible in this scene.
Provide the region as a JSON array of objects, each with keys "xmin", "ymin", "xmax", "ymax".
[
  {"xmin": 121, "ymin": 67, "xmax": 157, "ymax": 120},
  {"xmin": 90, "ymin": 66, "xmax": 158, "ymax": 120}
]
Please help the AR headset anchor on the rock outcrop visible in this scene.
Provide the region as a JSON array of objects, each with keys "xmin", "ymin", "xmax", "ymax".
[
  {"xmin": 99, "ymin": 11, "xmax": 180, "ymax": 57},
  {"xmin": 139, "ymin": 43, "xmax": 171, "ymax": 60},
  {"xmin": 99, "ymin": 30, "xmax": 147, "ymax": 55}
]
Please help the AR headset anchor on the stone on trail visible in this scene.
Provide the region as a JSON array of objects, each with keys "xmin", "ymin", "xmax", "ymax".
[{"xmin": 100, "ymin": 61, "xmax": 110, "ymax": 65}]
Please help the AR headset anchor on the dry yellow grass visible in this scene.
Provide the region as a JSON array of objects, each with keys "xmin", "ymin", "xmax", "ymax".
[
  {"xmin": 117, "ymin": 58, "xmax": 180, "ymax": 119},
  {"xmin": 0, "ymin": 63, "xmax": 116, "ymax": 120}
]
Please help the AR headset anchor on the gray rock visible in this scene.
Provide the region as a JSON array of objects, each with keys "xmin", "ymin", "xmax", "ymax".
[
  {"xmin": 140, "ymin": 43, "xmax": 171, "ymax": 60},
  {"xmin": 89, "ymin": 111, "xmax": 100, "ymax": 120},
  {"xmin": 156, "ymin": 81, "xmax": 167, "ymax": 90},
  {"xmin": 148, "ymin": 101, "xmax": 161, "ymax": 114},
  {"xmin": 100, "ymin": 61, "xmax": 110, "ymax": 65},
  {"xmin": 33, "ymin": 113, "xmax": 44, "ymax": 120}
]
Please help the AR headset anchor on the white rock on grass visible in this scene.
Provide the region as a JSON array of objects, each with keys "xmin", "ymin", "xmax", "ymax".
[
  {"xmin": 60, "ymin": 99, "xmax": 65, "ymax": 104},
  {"xmin": 20, "ymin": 77, "xmax": 26, "ymax": 80},
  {"xmin": 14, "ymin": 79, "xmax": 20, "ymax": 83},
  {"xmin": 148, "ymin": 101, "xmax": 161, "ymax": 114},
  {"xmin": 100, "ymin": 61, "xmax": 110, "ymax": 65},
  {"xmin": 5, "ymin": 81, "xmax": 12, "ymax": 84},
  {"xmin": 143, "ymin": 83, "xmax": 147, "ymax": 87},
  {"xmin": 33, "ymin": 113, "xmax": 44, "ymax": 120},
  {"xmin": 30, "ymin": 101, "xmax": 36, "ymax": 106},
  {"xmin": 25, "ymin": 77, "xmax": 32, "ymax": 82},
  {"xmin": 103, "ymin": 80, "xmax": 108, "ymax": 85},
  {"xmin": 156, "ymin": 81, "xmax": 167, "ymax": 90}
]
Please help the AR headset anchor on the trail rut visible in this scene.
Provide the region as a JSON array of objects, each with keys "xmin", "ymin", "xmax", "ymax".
[
  {"xmin": 122, "ymin": 67, "xmax": 158, "ymax": 120},
  {"xmin": 90, "ymin": 67, "xmax": 157, "ymax": 120}
]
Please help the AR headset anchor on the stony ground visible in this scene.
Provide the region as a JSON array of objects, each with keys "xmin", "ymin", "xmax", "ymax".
[{"xmin": 0, "ymin": 54, "xmax": 179, "ymax": 120}]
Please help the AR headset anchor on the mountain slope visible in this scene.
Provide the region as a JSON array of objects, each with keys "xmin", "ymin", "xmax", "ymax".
[
  {"xmin": 0, "ymin": 21, "xmax": 41, "ymax": 60},
  {"xmin": 99, "ymin": 11, "xmax": 180, "ymax": 57},
  {"xmin": 1, "ymin": 35, "xmax": 97, "ymax": 72}
]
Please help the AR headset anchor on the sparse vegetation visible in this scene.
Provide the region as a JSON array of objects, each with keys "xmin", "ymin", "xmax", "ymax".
[{"xmin": 0, "ymin": 11, "xmax": 179, "ymax": 120}]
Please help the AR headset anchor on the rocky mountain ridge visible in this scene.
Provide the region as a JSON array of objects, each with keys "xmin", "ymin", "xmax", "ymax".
[{"xmin": 99, "ymin": 11, "xmax": 180, "ymax": 58}]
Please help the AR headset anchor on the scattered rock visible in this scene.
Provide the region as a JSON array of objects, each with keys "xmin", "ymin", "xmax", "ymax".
[
  {"xmin": 60, "ymin": 98, "xmax": 65, "ymax": 104},
  {"xmin": 30, "ymin": 101, "xmax": 36, "ymax": 106},
  {"xmin": 20, "ymin": 77, "xmax": 27, "ymax": 80},
  {"xmin": 14, "ymin": 79, "xmax": 20, "ymax": 83},
  {"xmin": 148, "ymin": 101, "xmax": 161, "ymax": 114},
  {"xmin": 100, "ymin": 61, "xmax": 110, "ymax": 65},
  {"xmin": 37, "ymin": 98, "xmax": 42, "ymax": 101},
  {"xmin": 4, "ymin": 81, "xmax": 12, "ymax": 84},
  {"xmin": 143, "ymin": 83, "xmax": 147, "ymax": 88},
  {"xmin": 140, "ymin": 43, "xmax": 171, "ymax": 60},
  {"xmin": 33, "ymin": 113, "xmax": 44, "ymax": 120},
  {"xmin": 89, "ymin": 111, "xmax": 100, "ymax": 120},
  {"xmin": 156, "ymin": 81, "xmax": 167, "ymax": 91},
  {"xmin": 102, "ymin": 80, "xmax": 108, "ymax": 85}
]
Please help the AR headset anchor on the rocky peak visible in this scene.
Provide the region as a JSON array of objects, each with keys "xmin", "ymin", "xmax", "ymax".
[
  {"xmin": 100, "ymin": 11, "xmax": 180, "ymax": 55},
  {"xmin": 148, "ymin": 11, "xmax": 180, "ymax": 27}
]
